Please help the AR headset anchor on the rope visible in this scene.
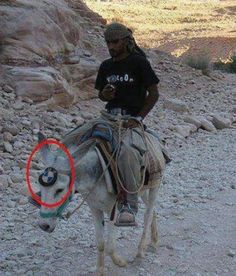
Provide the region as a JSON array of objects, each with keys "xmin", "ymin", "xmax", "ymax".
[
  {"xmin": 114, "ymin": 118, "xmax": 149, "ymax": 194},
  {"xmin": 63, "ymin": 121, "xmax": 128, "ymax": 220},
  {"xmin": 63, "ymin": 117, "xmax": 149, "ymax": 219}
]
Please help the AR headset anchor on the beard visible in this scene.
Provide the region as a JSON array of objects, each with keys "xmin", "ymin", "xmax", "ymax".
[{"xmin": 109, "ymin": 49, "xmax": 118, "ymax": 57}]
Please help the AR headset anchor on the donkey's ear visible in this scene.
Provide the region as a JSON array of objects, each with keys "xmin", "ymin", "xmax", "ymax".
[
  {"xmin": 38, "ymin": 132, "xmax": 47, "ymax": 143},
  {"xmin": 37, "ymin": 132, "xmax": 55, "ymax": 165}
]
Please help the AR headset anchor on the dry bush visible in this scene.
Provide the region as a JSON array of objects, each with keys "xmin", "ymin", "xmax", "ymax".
[
  {"xmin": 185, "ymin": 53, "xmax": 211, "ymax": 75},
  {"xmin": 214, "ymin": 54, "xmax": 236, "ymax": 73}
]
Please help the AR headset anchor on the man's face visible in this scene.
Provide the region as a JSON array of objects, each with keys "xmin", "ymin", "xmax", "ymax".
[{"xmin": 106, "ymin": 38, "xmax": 127, "ymax": 58}]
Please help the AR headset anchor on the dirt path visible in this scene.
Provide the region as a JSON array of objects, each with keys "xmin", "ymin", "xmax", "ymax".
[{"xmin": 1, "ymin": 104, "xmax": 235, "ymax": 276}]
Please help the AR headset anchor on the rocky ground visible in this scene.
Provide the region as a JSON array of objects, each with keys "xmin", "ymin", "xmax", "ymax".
[{"xmin": 0, "ymin": 67, "xmax": 236, "ymax": 275}]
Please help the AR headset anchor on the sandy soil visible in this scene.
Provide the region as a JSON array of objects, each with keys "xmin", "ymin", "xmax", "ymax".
[{"xmin": 84, "ymin": 0, "xmax": 236, "ymax": 61}]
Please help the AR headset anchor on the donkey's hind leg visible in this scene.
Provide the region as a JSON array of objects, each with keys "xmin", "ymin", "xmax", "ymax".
[
  {"xmin": 137, "ymin": 186, "xmax": 159, "ymax": 258},
  {"xmin": 141, "ymin": 190, "xmax": 159, "ymax": 249},
  {"xmin": 106, "ymin": 220, "xmax": 127, "ymax": 267},
  {"xmin": 90, "ymin": 208, "xmax": 105, "ymax": 276}
]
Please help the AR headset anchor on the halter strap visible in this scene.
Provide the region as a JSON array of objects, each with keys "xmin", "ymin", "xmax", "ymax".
[{"xmin": 39, "ymin": 194, "xmax": 73, "ymax": 219}]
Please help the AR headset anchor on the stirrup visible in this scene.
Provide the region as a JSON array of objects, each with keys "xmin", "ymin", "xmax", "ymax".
[
  {"xmin": 28, "ymin": 191, "xmax": 41, "ymax": 208},
  {"xmin": 114, "ymin": 203, "xmax": 137, "ymax": 227}
]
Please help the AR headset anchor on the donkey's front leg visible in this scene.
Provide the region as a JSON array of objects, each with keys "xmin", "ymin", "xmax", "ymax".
[
  {"xmin": 137, "ymin": 187, "xmax": 158, "ymax": 258},
  {"xmin": 106, "ymin": 220, "xmax": 127, "ymax": 267},
  {"xmin": 91, "ymin": 208, "xmax": 105, "ymax": 276}
]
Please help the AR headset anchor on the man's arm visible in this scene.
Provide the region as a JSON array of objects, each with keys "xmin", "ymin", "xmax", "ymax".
[
  {"xmin": 98, "ymin": 84, "xmax": 116, "ymax": 102},
  {"xmin": 137, "ymin": 84, "xmax": 159, "ymax": 119},
  {"xmin": 123, "ymin": 84, "xmax": 159, "ymax": 128}
]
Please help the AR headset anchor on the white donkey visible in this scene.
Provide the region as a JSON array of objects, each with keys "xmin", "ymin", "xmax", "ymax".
[{"xmin": 37, "ymin": 130, "xmax": 166, "ymax": 276}]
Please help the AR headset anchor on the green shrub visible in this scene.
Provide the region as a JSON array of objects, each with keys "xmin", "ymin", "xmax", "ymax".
[
  {"xmin": 214, "ymin": 54, "xmax": 236, "ymax": 73},
  {"xmin": 185, "ymin": 53, "xmax": 211, "ymax": 75}
]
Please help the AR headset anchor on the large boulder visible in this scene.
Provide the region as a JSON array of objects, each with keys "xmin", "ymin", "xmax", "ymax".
[
  {"xmin": 198, "ymin": 117, "xmax": 217, "ymax": 132},
  {"xmin": 0, "ymin": 0, "xmax": 106, "ymax": 106},
  {"xmin": 183, "ymin": 115, "xmax": 202, "ymax": 128},
  {"xmin": 6, "ymin": 66, "xmax": 74, "ymax": 106},
  {"xmin": 211, "ymin": 114, "xmax": 231, "ymax": 129}
]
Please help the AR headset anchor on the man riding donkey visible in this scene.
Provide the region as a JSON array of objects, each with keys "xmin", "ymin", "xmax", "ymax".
[
  {"xmin": 94, "ymin": 22, "xmax": 170, "ymax": 226},
  {"xmin": 29, "ymin": 22, "xmax": 170, "ymax": 227}
]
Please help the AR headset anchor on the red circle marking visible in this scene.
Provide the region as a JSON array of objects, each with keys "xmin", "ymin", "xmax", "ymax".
[{"xmin": 26, "ymin": 139, "xmax": 75, "ymax": 208}]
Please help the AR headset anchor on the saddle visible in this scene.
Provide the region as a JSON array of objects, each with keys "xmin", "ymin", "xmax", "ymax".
[
  {"xmin": 94, "ymin": 130, "xmax": 166, "ymax": 195},
  {"xmin": 64, "ymin": 118, "xmax": 168, "ymax": 195}
]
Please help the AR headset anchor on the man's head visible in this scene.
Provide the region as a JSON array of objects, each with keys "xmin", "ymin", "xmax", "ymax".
[{"xmin": 104, "ymin": 22, "xmax": 132, "ymax": 58}]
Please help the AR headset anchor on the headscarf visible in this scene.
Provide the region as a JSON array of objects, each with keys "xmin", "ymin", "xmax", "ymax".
[{"xmin": 104, "ymin": 22, "xmax": 146, "ymax": 58}]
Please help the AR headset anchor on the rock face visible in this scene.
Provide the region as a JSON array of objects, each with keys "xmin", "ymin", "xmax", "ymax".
[{"xmin": 0, "ymin": 0, "xmax": 106, "ymax": 107}]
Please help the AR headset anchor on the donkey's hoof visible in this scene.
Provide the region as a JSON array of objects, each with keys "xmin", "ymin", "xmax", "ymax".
[
  {"xmin": 111, "ymin": 254, "xmax": 127, "ymax": 267},
  {"xmin": 136, "ymin": 251, "xmax": 145, "ymax": 259},
  {"xmin": 96, "ymin": 269, "xmax": 104, "ymax": 276},
  {"xmin": 147, "ymin": 243, "xmax": 158, "ymax": 253}
]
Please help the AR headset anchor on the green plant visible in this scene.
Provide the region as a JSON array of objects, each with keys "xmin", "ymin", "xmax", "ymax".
[{"xmin": 185, "ymin": 53, "xmax": 211, "ymax": 75}]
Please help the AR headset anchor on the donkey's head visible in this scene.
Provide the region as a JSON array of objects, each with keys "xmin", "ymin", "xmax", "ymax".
[{"xmin": 37, "ymin": 133, "xmax": 77, "ymax": 233}]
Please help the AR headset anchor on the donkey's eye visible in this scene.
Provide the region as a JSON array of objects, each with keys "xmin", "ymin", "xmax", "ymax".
[{"xmin": 55, "ymin": 188, "xmax": 64, "ymax": 195}]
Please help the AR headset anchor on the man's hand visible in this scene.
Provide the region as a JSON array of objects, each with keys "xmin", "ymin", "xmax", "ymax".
[
  {"xmin": 123, "ymin": 118, "xmax": 142, "ymax": 128},
  {"xmin": 100, "ymin": 84, "xmax": 116, "ymax": 101}
]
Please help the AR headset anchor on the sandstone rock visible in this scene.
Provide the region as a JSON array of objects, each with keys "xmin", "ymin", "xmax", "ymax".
[
  {"xmin": 10, "ymin": 173, "xmax": 24, "ymax": 184},
  {"xmin": 1, "ymin": 0, "xmax": 105, "ymax": 103},
  {"xmin": 18, "ymin": 197, "xmax": 28, "ymax": 206},
  {"xmin": 62, "ymin": 58, "xmax": 99, "ymax": 100},
  {"xmin": 227, "ymin": 250, "xmax": 235, "ymax": 257},
  {"xmin": 164, "ymin": 99, "xmax": 189, "ymax": 113},
  {"xmin": 3, "ymin": 132, "xmax": 14, "ymax": 142},
  {"xmin": 2, "ymin": 124, "xmax": 19, "ymax": 136},
  {"xmin": 22, "ymin": 119, "xmax": 31, "ymax": 127},
  {"xmin": 199, "ymin": 117, "xmax": 217, "ymax": 132},
  {"xmin": 22, "ymin": 97, "xmax": 33, "ymax": 104},
  {"xmin": 183, "ymin": 116, "xmax": 202, "ymax": 128},
  {"xmin": 7, "ymin": 200, "xmax": 16, "ymax": 208},
  {"xmin": 3, "ymin": 141, "xmax": 13, "ymax": 153},
  {"xmin": 7, "ymin": 67, "xmax": 74, "ymax": 107},
  {"xmin": 2, "ymin": 84, "xmax": 14, "ymax": 93},
  {"xmin": 211, "ymin": 114, "xmax": 231, "ymax": 129},
  {"xmin": 12, "ymin": 101, "xmax": 25, "ymax": 110},
  {"xmin": 174, "ymin": 125, "xmax": 192, "ymax": 138}
]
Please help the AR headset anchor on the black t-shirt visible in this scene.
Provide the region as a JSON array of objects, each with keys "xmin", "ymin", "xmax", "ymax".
[{"xmin": 95, "ymin": 53, "xmax": 159, "ymax": 116}]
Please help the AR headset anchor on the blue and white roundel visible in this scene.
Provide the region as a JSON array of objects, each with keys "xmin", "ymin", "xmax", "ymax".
[{"xmin": 39, "ymin": 167, "xmax": 58, "ymax": 186}]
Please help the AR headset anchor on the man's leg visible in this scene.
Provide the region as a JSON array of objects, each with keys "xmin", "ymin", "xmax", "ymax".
[{"xmin": 115, "ymin": 142, "xmax": 142, "ymax": 226}]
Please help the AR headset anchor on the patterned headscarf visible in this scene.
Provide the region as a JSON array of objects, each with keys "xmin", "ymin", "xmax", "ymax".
[
  {"xmin": 104, "ymin": 22, "xmax": 131, "ymax": 41},
  {"xmin": 104, "ymin": 22, "xmax": 146, "ymax": 57}
]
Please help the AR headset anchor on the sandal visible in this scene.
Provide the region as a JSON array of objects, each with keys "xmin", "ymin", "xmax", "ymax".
[{"xmin": 114, "ymin": 203, "xmax": 137, "ymax": 227}]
